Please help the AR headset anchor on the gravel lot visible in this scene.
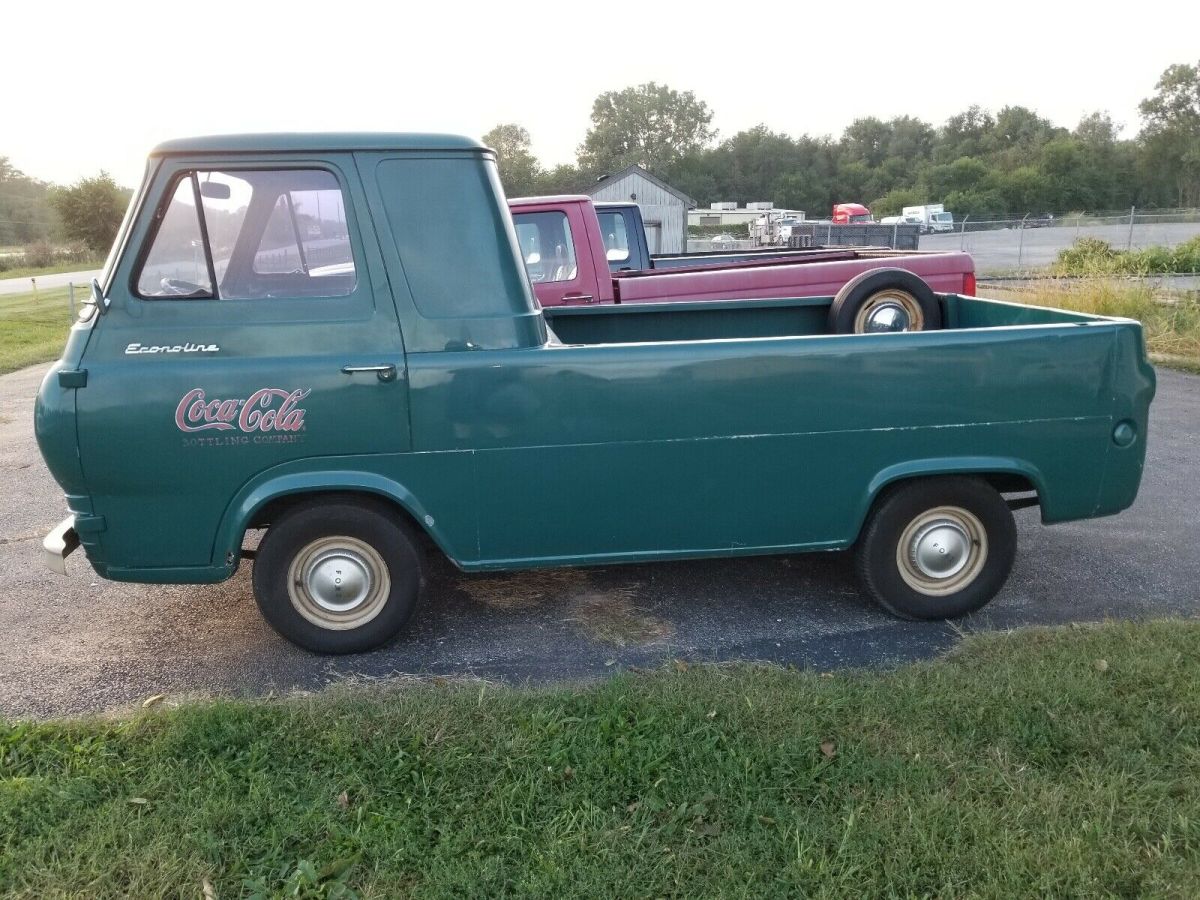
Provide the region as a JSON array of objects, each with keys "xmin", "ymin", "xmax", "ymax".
[
  {"xmin": 1, "ymin": 362, "xmax": 1197, "ymax": 720},
  {"xmin": 922, "ymin": 221, "xmax": 1200, "ymax": 273}
]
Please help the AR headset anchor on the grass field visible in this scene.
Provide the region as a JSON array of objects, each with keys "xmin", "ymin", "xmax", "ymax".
[
  {"xmin": 1, "ymin": 620, "xmax": 1197, "ymax": 898},
  {"xmin": 0, "ymin": 288, "xmax": 76, "ymax": 375}
]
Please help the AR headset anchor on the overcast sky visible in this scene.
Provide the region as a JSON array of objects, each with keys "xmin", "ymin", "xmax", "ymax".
[{"xmin": 3, "ymin": 1, "xmax": 1195, "ymax": 187}]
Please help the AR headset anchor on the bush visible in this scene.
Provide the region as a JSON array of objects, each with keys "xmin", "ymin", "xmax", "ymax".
[
  {"xmin": 1171, "ymin": 235, "xmax": 1200, "ymax": 272},
  {"xmin": 60, "ymin": 240, "xmax": 94, "ymax": 265},
  {"xmin": 1054, "ymin": 235, "xmax": 1200, "ymax": 276},
  {"xmin": 1054, "ymin": 237, "xmax": 1118, "ymax": 273},
  {"xmin": 21, "ymin": 241, "xmax": 56, "ymax": 268}
]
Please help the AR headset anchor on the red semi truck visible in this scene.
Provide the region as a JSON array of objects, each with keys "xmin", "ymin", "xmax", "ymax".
[
  {"xmin": 508, "ymin": 196, "xmax": 975, "ymax": 315},
  {"xmin": 832, "ymin": 202, "xmax": 873, "ymax": 225}
]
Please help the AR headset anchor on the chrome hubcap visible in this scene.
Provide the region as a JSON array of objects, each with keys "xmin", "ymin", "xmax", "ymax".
[
  {"xmin": 864, "ymin": 301, "xmax": 911, "ymax": 333},
  {"xmin": 896, "ymin": 506, "xmax": 987, "ymax": 597},
  {"xmin": 854, "ymin": 289, "xmax": 924, "ymax": 334},
  {"xmin": 287, "ymin": 536, "xmax": 390, "ymax": 630}
]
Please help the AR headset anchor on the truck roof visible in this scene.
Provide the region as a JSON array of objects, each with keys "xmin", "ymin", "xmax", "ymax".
[
  {"xmin": 507, "ymin": 195, "xmax": 591, "ymax": 207},
  {"xmin": 151, "ymin": 133, "xmax": 489, "ymax": 156}
]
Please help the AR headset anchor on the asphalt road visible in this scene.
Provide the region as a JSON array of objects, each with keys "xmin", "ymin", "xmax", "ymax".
[
  {"xmin": 0, "ymin": 269, "xmax": 103, "ymax": 296},
  {"xmin": 1, "ymin": 363, "xmax": 1197, "ymax": 719},
  {"xmin": 922, "ymin": 221, "xmax": 1200, "ymax": 273}
]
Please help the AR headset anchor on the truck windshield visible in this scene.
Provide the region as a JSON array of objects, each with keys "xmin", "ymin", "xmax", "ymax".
[{"xmin": 849, "ymin": 214, "xmax": 872, "ymax": 224}]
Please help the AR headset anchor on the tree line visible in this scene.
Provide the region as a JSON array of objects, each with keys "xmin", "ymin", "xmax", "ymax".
[
  {"xmin": 485, "ymin": 61, "xmax": 1200, "ymax": 218},
  {"xmin": 0, "ymin": 163, "xmax": 129, "ymax": 253},
  {"xmin": 3, "ymin": 61, "xmax": 1195, "ymax": 259}
]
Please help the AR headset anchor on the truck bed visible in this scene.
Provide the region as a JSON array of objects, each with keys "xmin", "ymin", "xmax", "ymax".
[
  {"xmin": 646, "ymin": 247, "xmax": 926, "ymax": 272},
  {"xmin": 610, "ymin": 251, "xmax": 975, "ymax": 304},
  {"xmin": 544, "ymin": 292, "xmax": 1093, "ymax": 345}
]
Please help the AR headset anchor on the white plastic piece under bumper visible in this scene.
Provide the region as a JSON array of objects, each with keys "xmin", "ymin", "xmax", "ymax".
[{"xmin": 43, "ymin": 516, "xmax": 79, "ymax": 575}]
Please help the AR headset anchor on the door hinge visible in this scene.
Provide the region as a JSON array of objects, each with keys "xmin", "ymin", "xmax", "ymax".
[{"xmin": 58, "ymin": 369, "xmax": 88, "ymax": 389}]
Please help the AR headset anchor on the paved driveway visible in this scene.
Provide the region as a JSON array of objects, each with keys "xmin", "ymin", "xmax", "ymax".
[{"xmin": 1, "ymin": 363, "xmax": 1196, "ymax": 719}]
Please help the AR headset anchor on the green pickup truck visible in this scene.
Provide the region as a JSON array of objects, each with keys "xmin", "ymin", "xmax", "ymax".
[{"xmin": 35, "ymin": 134, "xmax": 1155, "ymax": 653}]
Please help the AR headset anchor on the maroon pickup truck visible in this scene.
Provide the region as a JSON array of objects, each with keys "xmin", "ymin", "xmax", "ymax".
[{"xmin": 508, "ymin": 196, "xmax": 977, "ymax": 320}]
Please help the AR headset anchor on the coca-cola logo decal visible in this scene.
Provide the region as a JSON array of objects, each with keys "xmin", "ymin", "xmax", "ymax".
[{"xmin": 175, "ymin": 387, "xmax": 310, "ymax": 446}]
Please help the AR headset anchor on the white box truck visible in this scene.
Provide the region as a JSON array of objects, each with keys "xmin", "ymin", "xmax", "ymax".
[{"xmin": 902, "ymin": 204, "xmax": 955, "ymax": 234}]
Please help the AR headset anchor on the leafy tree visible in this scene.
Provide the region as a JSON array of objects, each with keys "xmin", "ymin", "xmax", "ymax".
[
  {"xmin": 936, "ymin": 106, "xmax": 995, "ymax": 162},
  {"xmin": 0, "ymin": 157, "xmax": 57, "ymax": 245},
  {"xmin": 1074, "ymin": 111, "xmax": 1121, "ymax": 146},
  {"xmin": 1038, "ymin": 139, "xmax": 1095, "ymax": 211},
  {"xmin": 482, "ymin": 124, "xmax": 543, "ymax": 198},
  {"xmin": 578, "ymin": 82, "xmax": 716, "ymax": 174},
  {"xmin": 885, "ymin": 116, "xmax": 936, "ymax": 165},
  {"xmin": 50, "ymin": 172, "xmax": 128, "ymax": 252},
  {"xmin": 990, "ymin": 106, "xmax": 1065, "ymax": 167},
  {"xmin": 841, "ymin": 117, "xmax": 892, "ymax": 169},
  {"xmin": 1137, "ymin": 61, "xmax": 1200, "ymax": 207},
  {"xmin": 993, "ymin": 166, "xmax": 1050, "ymax": 214},
  {"xmin": 924, "ymin": 157, "xmax": 989, "ymax": 199},
  {"xmin": 870, "ymin": 188, "xmax": 924, "ymax": 217},
  {"xmin": 534, "ymin": 163, "xmax": 594, "ymax": 196}
]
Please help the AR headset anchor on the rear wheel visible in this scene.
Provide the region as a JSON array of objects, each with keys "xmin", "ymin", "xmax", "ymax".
[
  {"xmin": 252, "ymin": 497, "xmax": 424, "ymax": 653},
  {"xmin": 854, "ymin": 477, "xmax": 1016, "ymax": 620},
  {"xmin": 828, "ymin": 268, "xmax": 943, "ymax": 335}
]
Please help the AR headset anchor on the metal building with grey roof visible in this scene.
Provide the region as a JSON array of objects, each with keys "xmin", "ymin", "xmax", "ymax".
[{"xmin": 584, "ymin": 165, "xmax": 695, "ymax": 255}]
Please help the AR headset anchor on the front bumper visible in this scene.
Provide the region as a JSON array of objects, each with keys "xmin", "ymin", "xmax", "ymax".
[{"xmin": 43, "ymin": 516, "xmax": 80, "ymax": 575}]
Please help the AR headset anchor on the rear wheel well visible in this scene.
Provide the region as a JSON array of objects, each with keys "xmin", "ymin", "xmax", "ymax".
[
  {"xmin": 862, "ymin": 472, "xmax": 1038, "ymax": 542},
  {"xmin": 978, "ymin": 472, "xmax": 1039, "ymax": 498}
]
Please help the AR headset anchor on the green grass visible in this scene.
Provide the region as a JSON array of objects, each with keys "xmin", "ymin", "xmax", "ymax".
[
  {"xmin": 0, "ymin": 288, "xmax": 75, "ymax": 374},
  {"xmin": 0, "ymin": 258, "xmax": 103, "ymax": 281},
  {"xmin": 2, "ymin": 620, "xmax": 1198, "ymax": 898}
]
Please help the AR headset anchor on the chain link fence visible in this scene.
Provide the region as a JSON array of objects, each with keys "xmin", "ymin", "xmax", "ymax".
[
  {"xmin": 686, "ymin": 209, "xmax": 1200, "ymax": 272},
  {"xmin": 924, "ymin": 208, "xmax": 1200, "ymax": 274}
]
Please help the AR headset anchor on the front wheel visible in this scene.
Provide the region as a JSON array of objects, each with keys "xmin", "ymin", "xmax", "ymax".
[
  {"xmin": 252, "ymin": 497, "xmax": 424, "ymax": 653},
  {"xmin": 854, "ymin": 477, "xmax": 1016, "ymax": 620}
]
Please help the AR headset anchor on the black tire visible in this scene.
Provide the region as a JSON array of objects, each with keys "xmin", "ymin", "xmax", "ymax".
[
  {"xmin": 854, "ymin": 476, "xmax": 1016, "ymax": 620},
  {"xmin": 828, "ymin": 268, "xmax": 943, "ymax": 335},
  {"xmin": 252, "ymin": 497, "xmax": 424, "ymax": 654}
]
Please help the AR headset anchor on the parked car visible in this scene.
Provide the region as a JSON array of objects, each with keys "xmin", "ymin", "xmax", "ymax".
[
  {"xmin": 509, "ymin": 196, "xmax": 976, "ymax": 318},
  {"xmin": 38, "ymin": 133, "xmax": 1155, "ymax": 654},
  {"xmin": 1023, "ymin": 213, "xmax": 1056, "ymax": 228}
]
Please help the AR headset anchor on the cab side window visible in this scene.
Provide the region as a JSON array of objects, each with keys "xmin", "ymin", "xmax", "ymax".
[
  {"xmin": 596, "ymin": 211, "xmax": 630, "ymax": 264},
  {"xmin": 135, "ymin": 169, "xmax": 356, "ymax": 300},
  {"xmin": 513, "ymin": 211, "xmax": 577, "ymax": 283}
]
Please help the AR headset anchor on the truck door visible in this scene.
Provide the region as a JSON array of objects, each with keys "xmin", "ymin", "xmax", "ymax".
[{"xmin": 75, "ymin": 158, "xmax": 409, "ymax": 572}]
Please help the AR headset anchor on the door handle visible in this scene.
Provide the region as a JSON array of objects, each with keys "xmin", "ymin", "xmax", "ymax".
[
  {"xmin": 341, "ymin": 364, "xmax": 397, "ymax": 382},
  {"xmin": 562, "ymin": 293, "xmax": 595, "ymax": 303}
]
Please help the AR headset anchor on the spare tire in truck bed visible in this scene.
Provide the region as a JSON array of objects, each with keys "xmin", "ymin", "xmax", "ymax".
[{"xmin": 828, "ymin": 268, "xmax": 943, "ymax": 334}]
